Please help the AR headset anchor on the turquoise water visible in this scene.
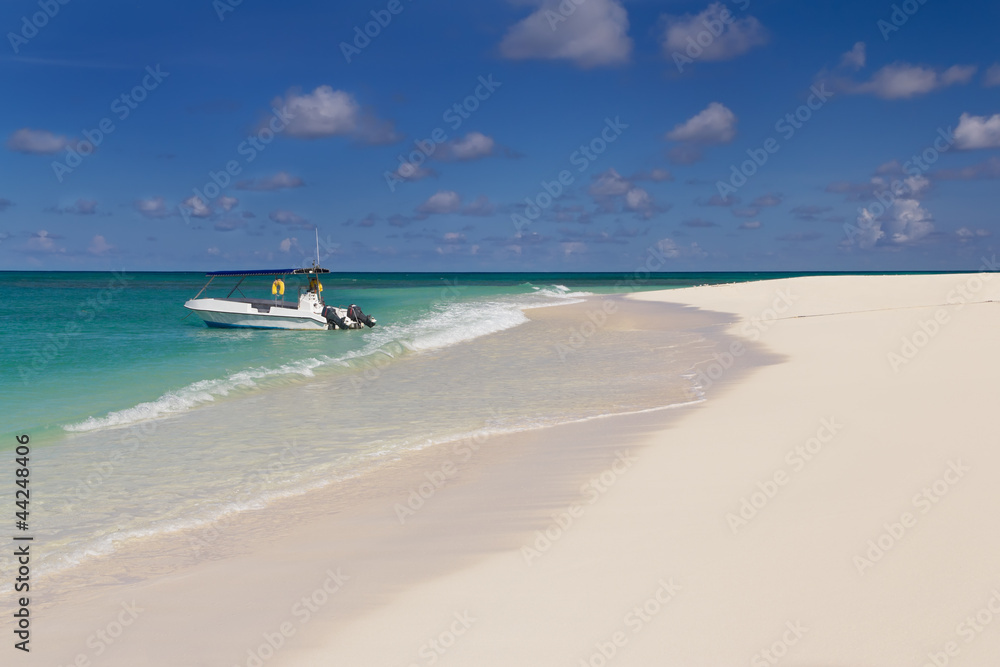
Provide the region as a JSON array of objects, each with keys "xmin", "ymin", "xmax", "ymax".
[
  {"xmin": 0, "ymin": 270, "xmax": 915, "ymax": 590},
  {"xmin": 1, "ymin": 271, "xmax": 784, "ymax": 444}
]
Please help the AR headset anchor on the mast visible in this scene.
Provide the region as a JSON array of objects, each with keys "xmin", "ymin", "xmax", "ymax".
[{"xmin": 315, "ymin": 229, "xmax": 320, "ymax": 268}]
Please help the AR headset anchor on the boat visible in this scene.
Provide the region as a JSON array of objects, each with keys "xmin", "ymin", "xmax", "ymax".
[{"xmin": 184, "ymin": 265, "xmax": 377, "ymax": 331}]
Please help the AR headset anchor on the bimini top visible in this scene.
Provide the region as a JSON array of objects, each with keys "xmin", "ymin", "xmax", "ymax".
[{"xmin": 205, "ymin": 267, "xmax": 331, "ymax": 277}]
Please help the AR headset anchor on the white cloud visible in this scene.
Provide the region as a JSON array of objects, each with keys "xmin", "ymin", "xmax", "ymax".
[
  {"xmin": 52, "ymin": 198, "xmax": 98, "ymax": 215},
  {"xmin": 182, "ymin": 195, "xmax": 212, "ymax": 218},
  {"xmin": 207, "ymin": 247, "xmax": 221, "ymax": 256},
  {"xmin": 662, "ymin": 2, "xmax": 768, "ymax": 62},
  {"xmin": 135, "ymin": 197, "xmax": 168, "ymax": 218},
  {"xmin": 418, "ymin": 190, "xmax": 462, "ymax": 215},
  {"xmin": 589, "ymin": 168, "xmax": 631, "ymax": 197},
  {"xmin": 279, "ymin": 237, "xmax": 298, "ymax": 252},
  {"xmin": 656, "ymin": 237, "xmax": 706, "ymax": 259},
  {"xmin": 624, "ymin": 187, "xmax": 653, "ymax": 213},
  {"xmin": 88, "ymin": 235, "xmax": 113, "ymax": 255},
  {"xmin": 236, "ymin": 171, "xmax": 304, "ymax": 191},
  {"xmin": 667, "ymin": 102, "xmax": 737, "ymax": 144},
  {"xmin": 7, "ymin": 128, "xmax": 71, "ymax": 154},
  {"xmin": 985, "ymin": 64, "xmax": 1000, "ymax": 88},
  {"xmin": 956, "ymin": 227, "xmax": 991, "ymax": 241},
  {"xmin": 27, "ymin": 230, "xmax": 62, "ymax": 252},
  {"xmin": 271, "ymin": 86, "xmax": 398, "ymax": 143},
  {"xmin": 439, "ymin": 132, "xmax": 495, "ymax": 161},
  {"xmin": 219, "ymin": 196, "xmax": 239, "ymax": 211},
  {"xmin": 499, "ymin": 0, "xmax": 632, "ymax": 68},
  {"xmin": 840, "ymin": 63, "xmax": 976, "ymax": 99},
  {"xmin": 850, "ymin": 175, "xmax": 933, "ymax": 249},
  {"xmin": 269, "ymin": 210, "xmax": 313, "ymax": 230},
  {"xmin": 462, "ymin": 195, "xmax": 496, "ymax": 217},
  {"xmin": 840, "ymin": 42, "xmax": 866, "ymax": 70},
  {"xmin": 738, "ymin": 220, "xmax": 761, "ymax": 230},
  {"xmin": 954, "ymin": 113, "xmax": 1000, "ymax": 150}
]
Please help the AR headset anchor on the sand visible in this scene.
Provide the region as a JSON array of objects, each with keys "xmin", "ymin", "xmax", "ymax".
[{"xmin": 16, "ymin": 272, "xmax": 1000, "ymax": 666}]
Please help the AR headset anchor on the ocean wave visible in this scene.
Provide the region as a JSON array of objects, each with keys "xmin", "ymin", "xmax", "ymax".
[{"xmin": 61, "ymin": 289, "xmax": 590, "ymax": 433}]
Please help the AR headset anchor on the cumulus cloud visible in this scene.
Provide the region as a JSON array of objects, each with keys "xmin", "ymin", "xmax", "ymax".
[
  {"xmin": 214, "ymin": 218, "xmax": 246, "ymax": 232},
  {"xmin": 588, "ymin": 168, "xmax": 660, "ymax": 218},
  {"xmin": 51, "ymin": 198, "xmax": 99, "ymax": 215},
  {"xmin": 218, "ymin": 196, "xmax": 239, "ymax": 211},
  {"xmin": 631, "ymin": 168, "xmax": 673, "ymax": 182},
  {"xmin": 667, "ymin": 102, "xmax": 737, "ymax": 144},
  {"xmin": 985, "ymin": 64, "xmax": 1000, "ymax": 88},
  {"xmin": 88, "ymin": 234, "xmax": 113, "ymax": 255},
  {"xmin": 279, "ymin": 237, "xmax": 299, "ymax": 252},
  {"xmin": 956, "ymin": 227, "xmax": 992, "ymax": 241},
  {"xmin": 27, "ymin": 230, "xmax": 63, "ymax": 252},
  {"xmin": 135, "ymin": 197, "xmax": 169, "ymax": 218},
  {"xmin": 235, "ymin": 171, "xmax": 304, "ymax": 191},
  {"xmin": 417, "ymin": 190, "xmax": 462, "ymax": 215},
  {"xmin": 840, "ymin": 42, "xmax": 866, "ymax": 70},
  {"xmin": 270, "ymin": 86, "xmax": 398, "ymax": 144},
  {"xmin": 499, "ymin": 0, "xmax": 632, "ymax": 68},
  {"xmin": 269, "ymin": 210, "xmax": 313, "ymax": 230},
  {"xmin": 437, "ymin": 132, "xmax": 496, "ymax": 161},
  {"xmin": 6, "ymin": 128, "xmax": 71, "ymax": 154},
  {"xmin": 461, "ymin": 195, "xmax": 496, "ymax": 217},
  {"xmin": 847, "ymin": 175, "xmax": 934, "ymax": 249},
  {"xmin": 665, "ymin": 102, "xmax": 736, "ymax": 164},
  {"xmin": 738, "ymin": 220, "xmax": 761, "ymax": 230},
  {"xmin": 934, "ymin": 157, "xmax": 1000, "ymax": 180},
  {"xmin": 824, "ymin": 50, "xmax": 976, "ymax": 99},
  {"xmin": 182, "ymin": 195, "xmax": 212, "ymax": 218},
  {"xmin": 656, "ymin": 237, "xmax": 707, "ymax": 259},
  {"xmin": 954, "ymin": 113, "xmax": 1000, "ymax": 150},
  {"xmin": 662, "ymin": 2, "xmax": 768, "ymax": 63}
]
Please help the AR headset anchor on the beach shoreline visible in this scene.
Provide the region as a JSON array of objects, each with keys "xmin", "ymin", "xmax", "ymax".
[{"xmin": 9, "ymin": 272, "xmax": 1000, "ymax": 666}]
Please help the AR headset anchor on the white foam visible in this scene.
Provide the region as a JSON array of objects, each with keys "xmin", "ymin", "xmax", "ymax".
[{"xmin": 61, "ymin": 287, "xmax": 593, "ymax": 433}]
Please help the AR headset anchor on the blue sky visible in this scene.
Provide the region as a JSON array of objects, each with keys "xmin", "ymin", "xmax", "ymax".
[{"xmin": 1, "ymin": 0, "xmax": 998, "ymax": 271}]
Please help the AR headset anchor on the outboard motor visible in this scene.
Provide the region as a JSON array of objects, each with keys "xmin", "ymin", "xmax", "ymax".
[
  {"xmin": 347, "ymin": 304, "xmax": 377, "ymax": 328},
  {"xmin": 322, "ymin": 306, "xmax": 348, "ymax": 329}
]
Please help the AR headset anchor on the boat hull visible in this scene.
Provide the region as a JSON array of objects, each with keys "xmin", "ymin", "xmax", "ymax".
[{"xmin": 184, "ymin": 298, "xmax": 329, "ymax": 330}]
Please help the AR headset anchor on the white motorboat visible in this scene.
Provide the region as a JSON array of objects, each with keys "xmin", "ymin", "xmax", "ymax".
[{"xmin": 184, "ymin": 265, "xmax": 376, "ymax": 331}]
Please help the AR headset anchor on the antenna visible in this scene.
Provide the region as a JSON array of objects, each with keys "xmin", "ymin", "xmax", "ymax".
[{"xmin": 315, "ymin": 228, "xmax": 320, "ymax": 268}]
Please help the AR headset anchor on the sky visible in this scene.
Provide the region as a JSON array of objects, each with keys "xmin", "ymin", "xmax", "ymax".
[{"xmin": 1, "ymin": 0, "xmax": 998, "ymax": 272}]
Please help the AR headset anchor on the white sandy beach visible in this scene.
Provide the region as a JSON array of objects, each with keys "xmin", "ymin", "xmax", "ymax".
[{"xmin": 20, "ymin": 272, "xmax": 1000, "ymax": 666}]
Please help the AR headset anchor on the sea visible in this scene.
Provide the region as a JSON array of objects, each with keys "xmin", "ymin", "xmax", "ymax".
[{"xmin": 0, "ymin": 270, "xmax": 842, "ymax": 592}]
